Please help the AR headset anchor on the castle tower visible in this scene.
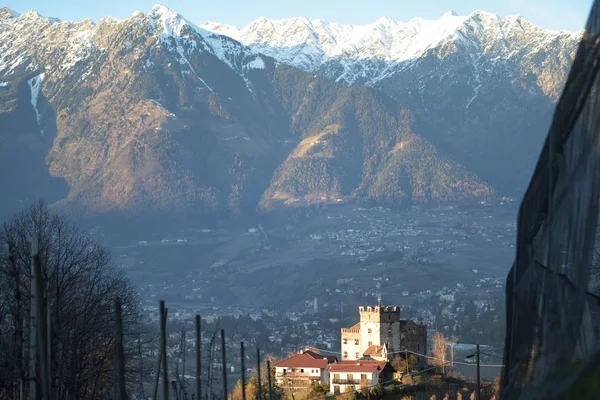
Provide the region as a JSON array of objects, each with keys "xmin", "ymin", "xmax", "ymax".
[
  {"xmin": 359, "ymin": 302, "xmax": 401, "ymax": 354},
  {"xmin": 340, "ymin": 299, "xmax": 402, "ymax": 361}
]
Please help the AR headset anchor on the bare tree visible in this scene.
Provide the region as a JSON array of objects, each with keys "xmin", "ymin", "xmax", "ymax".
[
  {"xmin": 0, "ymin": 201, "xmax": 141, "ymax": 399},
  {"xmin": 447, "ymin": 336, "xmax": 458, "ymax": 368},
  {"xmin": 430, "ymin": 332, "xmax": 447, "ymax": 377}
]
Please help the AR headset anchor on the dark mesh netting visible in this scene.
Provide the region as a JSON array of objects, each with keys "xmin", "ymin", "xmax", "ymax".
[{"xmin": 501, "ymin": 0, "xmax": 600, "ymax": 397}]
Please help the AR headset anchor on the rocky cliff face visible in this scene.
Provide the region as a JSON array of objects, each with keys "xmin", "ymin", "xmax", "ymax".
[{"xmin": 0, "ymin": 6, "xmax": 577, "ymax": 219}]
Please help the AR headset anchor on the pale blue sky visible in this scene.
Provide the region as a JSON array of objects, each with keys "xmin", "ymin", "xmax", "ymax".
[{"xmin": 2, "ymin": 0, "xmax": 592, "ymax": 32}]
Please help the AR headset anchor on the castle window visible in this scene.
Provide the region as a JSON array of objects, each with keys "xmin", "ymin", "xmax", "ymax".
[
  {"xmin": 343, "ymin": 338, "xmax": 348, "ymax": 344},
  {"xmin": 354, "ymin": 339, "xmax": 359, "ymax": 345},
  {"xmin": 368, "ymin": 341, "xmax": 373, "ymax": 347},
  {"xmin": 300, "ymin": 369, "xmax": 304, "ymax": 373},
  {"xmin": 368, "ymin": 328, "xmax": 372, "ymax": 334},
  {"xmin": 355, "ymin": 352, "xmax": 359, "ymax": 358},
  {"xmin": 283, "ymin": 369, "xmax": 287, "ymax": 375},
  {"xmin": 343, "ymin": 351, "xmax": 348, "ymax": 358}
]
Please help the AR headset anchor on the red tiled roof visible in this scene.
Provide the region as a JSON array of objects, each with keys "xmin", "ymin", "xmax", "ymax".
[
  {"xmin": 274, "ymin": 353, "xmax": 329, "ymax": 369},
  {"xmin": 303, "ymin": 350, "xmax": 338, "ymax": 363},
  {"xmin": 363, "ymin": 345, "xmax": 385, "ymax": 356},
  {"xmin": 329, "ymin": 361, "xmax": 388, "ymax": 374}
]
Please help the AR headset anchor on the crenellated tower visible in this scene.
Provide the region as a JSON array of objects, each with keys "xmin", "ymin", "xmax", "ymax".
[{"xmin": 340, "ymin": 298, "xmax": 425, "ymax": 361}]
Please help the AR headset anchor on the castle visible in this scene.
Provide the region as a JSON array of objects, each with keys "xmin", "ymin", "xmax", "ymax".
[{"xmin": 340, "ymin": 299, "xmax": 427, "ymax": 361}]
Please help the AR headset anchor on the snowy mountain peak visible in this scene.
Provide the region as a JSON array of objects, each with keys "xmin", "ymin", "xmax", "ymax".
[
  {"xmin": 469, "ymin": 9, "xmax": 496, "ymax": 18},
  {"xmin": 203, "ymin": 10, "xmax": 581, "ymax": 66},
  {"xmin": 442, "ymin": 10, "xmax": 460, "ymax": 18},
  {"xmin": 0, "ymin": 7, "xmax": 20, "ymax": 19},
  {"xmin": 373, "ymin": 16, "xmax": 398, "ymax": 28},
  {"xmin": 467, "ymin": 9, "xmax": 504, "ymax": 26},
  {"xmin": 150, "ymin": 4, "xmax": 179, "ymax": 20},
  {"xmin": 202, "ymin": 20, "xmax": 240, "ymax": 37},
  {"xmin": 19, "ymin": 9, "xmax": 60, "ymax": 24},
  {"xmin": 147, "ymin": 4, "xmax": 222, "ymax": 40},
  {"xmin": 149, "ymin": 4, "xmax": 189, "ymax": 36},
  {"xmin": 197, "ymin": 10, "xmax": 583, "ymax": 87}
]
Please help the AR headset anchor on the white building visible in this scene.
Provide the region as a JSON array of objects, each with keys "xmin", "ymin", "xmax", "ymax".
[
  {"xmin": 274, "ymin": 349, "xmax": 337, "ymax": 391},
  {"xmin": 329, "ymin": 360, "xmax": 394, "ymax": 394}
]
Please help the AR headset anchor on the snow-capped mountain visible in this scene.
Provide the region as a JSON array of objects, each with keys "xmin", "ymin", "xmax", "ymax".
[
  {"xmin": 0, "ymin": 5, "xmax": 495, "ymax": 219},
  {"xmin": 0, "ymin": 5, "xmax": 267, "ymax": 104},
  {"xmin": 202, "ymin": 11, "xmax": 581, "ymax": 196},
  {"xmin": 0, "ymin": 4, "xmax": 281, "ymax": 216},
  {"xmin": 201, "ymin": 11, "xmax": 580, "ymax": 87}
]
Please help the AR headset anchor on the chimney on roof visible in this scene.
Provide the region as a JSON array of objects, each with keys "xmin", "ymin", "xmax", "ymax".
[
  {"xmin": 299, "ymin": 349, "xmax": 303, "ymax": 354},
  {"xmin": 357, "ymin": 362, "xmax": 361, "ymax": 366}
]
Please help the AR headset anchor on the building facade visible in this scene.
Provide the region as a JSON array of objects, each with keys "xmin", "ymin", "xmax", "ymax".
[
  {"xmin": 274, "ymin": 349, "xmax": 337, "ymax": 391},
  {"xmin": 329, "ymin": 360, "xmax": 395, "ymax": 394},
  {"xmin": 340, "ymin": 299, "xmax": 427, "ymax": 361},
  {"xmin": 400, "ymin": 320, "xmax": 427, "ymax": 355}
]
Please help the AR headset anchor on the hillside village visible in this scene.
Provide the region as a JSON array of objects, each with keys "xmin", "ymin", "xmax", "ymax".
[
  {"xmin": 149, "ymin": 298, "xmax": 501, "ymax": 399},
  {"xmin": 128, "ymin": 204, "xmax": 512, "ymax": 355},
  {"xmin": 141, "ymin": 275, "xmax": 505, "ymax": 360},
  {"xmin": 272, "ymin": 299, "xmax": 427, "ymax": 395},
  {"xmin": 134, "ymin": 286, "xmax": 505, "ymax": 399}
]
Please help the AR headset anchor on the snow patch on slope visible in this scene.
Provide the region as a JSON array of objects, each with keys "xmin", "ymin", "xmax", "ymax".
[
  {"xmin": 60, "ymin": 29, "xmax": 95, "ymax": 71},
  {"xmin": 246, "ymin": 56, "xmax": 265, "ymax": 69},
  {"xmin": 27, "ymin": 73, "xmax": 45, "ymax": 135}
]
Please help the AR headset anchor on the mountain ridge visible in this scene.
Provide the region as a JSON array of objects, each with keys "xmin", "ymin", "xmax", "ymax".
[
  {"xmin": 0, "ymin": 4, "xmax": 496, "ymax": 220},
  {"xmin": 197, "ymin": 7, "xmax": 580, "ymax": 197},
  {"xmin": 200, "ymin": 9, "xmax": 581, "ymax": 87}
]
